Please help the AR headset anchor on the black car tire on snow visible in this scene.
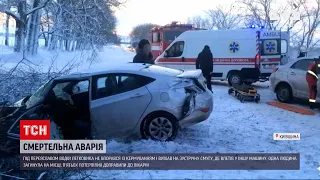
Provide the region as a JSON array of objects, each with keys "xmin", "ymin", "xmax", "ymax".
[
  {"xmin": 276, "ymin": 84, "xmax": 293, "ymax": 103},
  {"xmin": 142, "ymin": 112, "xmax": 179, "ymax": 141}
]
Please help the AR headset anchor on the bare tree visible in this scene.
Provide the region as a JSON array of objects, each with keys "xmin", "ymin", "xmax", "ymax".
[
  {"xmin": 26, "ymin": 0, "xmax": 42, "ymax": 55},
  {"xmin": 45, "ymin": 0, "xmax": 120, "ymax": 52},
  {"xmin": 186, "ymin": 15, "xmax": 210, "ymax": 29},
  {"xmin": 4, "ymin": 14, "xmax": 10, "ymax": 46},
  {"xmin": 239, "ymin": 0, "xmax": 275, "ymax": 29},
  {"xmin": 0, "ymin": 0, "xmax": 51, "ymax": 52},
  {"xmin": 39, "ymin": 6, "xmax": 51, "ymax": 47},
  {"xmin": 129, "ymin": 23, "xmax": 158, "ymax": 42},
  {"xmin": 239, "ymin": 0, "xmax": 304, "ymax": 30},
  {"xmin": 291, "ymin": 0, "xmax": 320, "ymax": 51},
  {"xmin": 205, "ymin": 4, "xmax": 243, "ymax": 29}
]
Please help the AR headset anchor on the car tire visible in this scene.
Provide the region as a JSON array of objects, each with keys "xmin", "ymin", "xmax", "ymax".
[
  {"xmin": 228, "ymin": 72, "xmax": 242, "ymax": 86},
  {"xmin": 276, "ymin": 84, "xmax": 293, "ymax": 103},
  {"xmin": 142, "ymin": 112, "xmax": 179, "ymax": 141}
]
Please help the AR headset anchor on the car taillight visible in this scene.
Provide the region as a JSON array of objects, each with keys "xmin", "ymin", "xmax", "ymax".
[{"xmin": 255, "ymin": 54, "xmax": 260, "ymax": 68}]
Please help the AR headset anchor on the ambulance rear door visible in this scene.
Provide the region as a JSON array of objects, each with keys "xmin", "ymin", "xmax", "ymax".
[
  {"xmin": 259, "ymin": 30, "xmax": 282, "ymax": 78},
  {"xmin": 280, "ymin": 31, "xmax": 290, "ymax": 65}
]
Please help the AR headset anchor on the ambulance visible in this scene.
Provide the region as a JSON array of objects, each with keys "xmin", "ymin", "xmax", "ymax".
[{"xmin": 154, "ymin": 28, "xmax": 290, "ymax": 85}]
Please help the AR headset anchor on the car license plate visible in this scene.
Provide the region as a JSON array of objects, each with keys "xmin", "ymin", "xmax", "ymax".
[{"xmin": 263, "ymin": 64, "xmax": 277, "ymax": 69}]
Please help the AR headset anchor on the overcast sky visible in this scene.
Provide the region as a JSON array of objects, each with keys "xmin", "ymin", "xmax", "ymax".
[
  {"xmin": 114, "ymin": 0, "xmax": 315, "ymax": 37},
  {"xmin": 115, "ymin": 0, "xmax": 235, "ymax": 36}
]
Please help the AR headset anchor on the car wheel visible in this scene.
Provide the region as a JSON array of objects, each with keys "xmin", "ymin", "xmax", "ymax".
[
  {"xmin": 143, "ymin": 113, "xmax": 179, "ymax": 141},
  {"xmin": 276, "ymin": 84, "xmax": 293, "ymax": 103},
  {"xmin": 228, "ymin": 73, "xmax": 242, "ymax": 86}
]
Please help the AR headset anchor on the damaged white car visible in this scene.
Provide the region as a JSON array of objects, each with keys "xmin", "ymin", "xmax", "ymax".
[{"xmin": 6, "ymin": 63, "xmax": 213, "ymax": 141}]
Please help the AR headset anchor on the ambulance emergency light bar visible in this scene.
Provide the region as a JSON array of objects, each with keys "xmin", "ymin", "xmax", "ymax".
[{"xmin": 249, "ymin": 24, "xmax": 265, "ymax": 29}]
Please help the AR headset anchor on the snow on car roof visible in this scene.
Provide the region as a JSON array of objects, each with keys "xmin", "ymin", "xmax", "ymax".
[
  {"xmin": 297, "ymin": 56, "xmax": 319, "ymax": 60},
  {"xmin": 55, "ymin": 63, "xmax": 152, "ymax": 80}
]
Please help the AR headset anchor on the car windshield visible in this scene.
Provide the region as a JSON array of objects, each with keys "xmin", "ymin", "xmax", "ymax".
[
  {"xmin": 141, "ymin": 65, "xmax": 183, "ymax": 76},
  {"xmin": 25, "ymin": 80, "xmax": 53, "ymax": 109},
  {"xmin": 163, "ymin": 30, "xmax": 184, "ymax": 42}
]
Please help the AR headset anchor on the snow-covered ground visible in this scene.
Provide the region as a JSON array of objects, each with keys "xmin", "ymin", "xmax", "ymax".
[
  {"xmin": 1, "ymin": 45, "xmax": 320, "ymax": 179},
  {"xmin": 85, "ymin": 81, "xmax": 319, "ymax": 179},
  {"xmin": 0, "ymin": 45, "xmax": 134, "ymax": 72},
  {"xmin": 0, "ymin": 45, "xmax": 134, "ymax": 103}
]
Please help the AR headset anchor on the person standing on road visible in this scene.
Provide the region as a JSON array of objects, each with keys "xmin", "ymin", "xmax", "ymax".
[
  {"xmin": 306, "ymin": 60, "xmax": 320, "ymax": 109},
  {"xmin": 133, "ymin": 39, "xmax": 154, "ymax": 64},
  {"xmin": 196, "ymin": 45, "xmax": 213, "ymax": 92}
]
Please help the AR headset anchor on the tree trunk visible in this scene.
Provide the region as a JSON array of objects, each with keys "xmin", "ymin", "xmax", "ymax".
[
  {"xmin": 5, "ymin": 14, "xmax": 10, "ymax": 46},
  {"xmin": 14, "ymin": 0, "xmax": 27, "ymax": 52},
  {"xmin": 14, "ymin": 20, "xmax": 26, "ymax": 52},
  {"xmin": 71, "ymin": 41, "xmax": 76, "ymax": 51},
  {"xmin": 64, "ymin": 40, "xmax": 68, "ymax": 51},
  {"xmin": 49, "ymin": 34, "xmax": 57, "ymax": 50},
  {"xmin": 44, "ymin": 35, "xmax": 48, "ymax": 47},
  {"xmin": 44, "ymin": 9, "xmax": 50, "ymax": 47},
  {"xmin": 76, "ymin": 40, "xmax": 84, "ymax": 50},
  {"xmin": 26, "ymin": 0, "xmax": 42, "ymax": 55}
]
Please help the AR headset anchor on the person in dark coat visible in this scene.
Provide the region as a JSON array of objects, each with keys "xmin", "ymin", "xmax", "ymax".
[
  {"xmin": 196, "ymin": 45, "xmax": 213, "ymax": 92},
  {"xmin": 133, "ymin": 39, "xmax": 154, "ymax": 64}
]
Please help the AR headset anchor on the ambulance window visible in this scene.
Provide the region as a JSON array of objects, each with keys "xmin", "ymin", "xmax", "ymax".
[
  {"xmin": 152, "ymin": 32, "xmax": 159, "ymax": 42},
  {"xmin": 167, "ymin": 41, "xmax": 184, "ymax": 57},
  {"xmin": 261, "ymin": 39, "xmax": 280, "ymax": 55},
  {"xmin": 164, "ymin": 31, "xmax": 183, "ymax": 42},
  {"xmin": 281, "ymin": 40, "xmax": 288, "ymax": 54}
]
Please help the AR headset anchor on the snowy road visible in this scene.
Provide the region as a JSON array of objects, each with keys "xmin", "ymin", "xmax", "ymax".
[{"xmin": 86, "ymin": 81, "xmax": 320, "ymax": 179}]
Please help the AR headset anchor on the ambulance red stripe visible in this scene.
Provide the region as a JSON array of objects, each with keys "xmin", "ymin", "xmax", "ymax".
[
  {"xmin": 155, "ymin": 58, "xmax": 280, "ymax": 63},
  {"xmin": 157, "ymin": 63, "xmax": 256, "ymax": 66}
]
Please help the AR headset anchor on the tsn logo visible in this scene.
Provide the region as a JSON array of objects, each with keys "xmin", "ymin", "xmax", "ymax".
[{"xmin": 20, "ymin": 120, "xmax": 50, "ymax": 140}]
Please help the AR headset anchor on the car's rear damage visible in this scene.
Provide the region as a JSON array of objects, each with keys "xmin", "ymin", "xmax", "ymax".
[
  {"xmin": 173, "ymin": 70, "xmax": 213, "ymax": 128},
  {"xmin": 142, "ymin": 69, "xmax": 213, "ymax": 129}
]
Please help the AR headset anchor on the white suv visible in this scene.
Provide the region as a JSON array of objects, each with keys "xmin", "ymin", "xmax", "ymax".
[{"xmin": 270, "ymin": 57, "xmax": 320, "ymax": 103}]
